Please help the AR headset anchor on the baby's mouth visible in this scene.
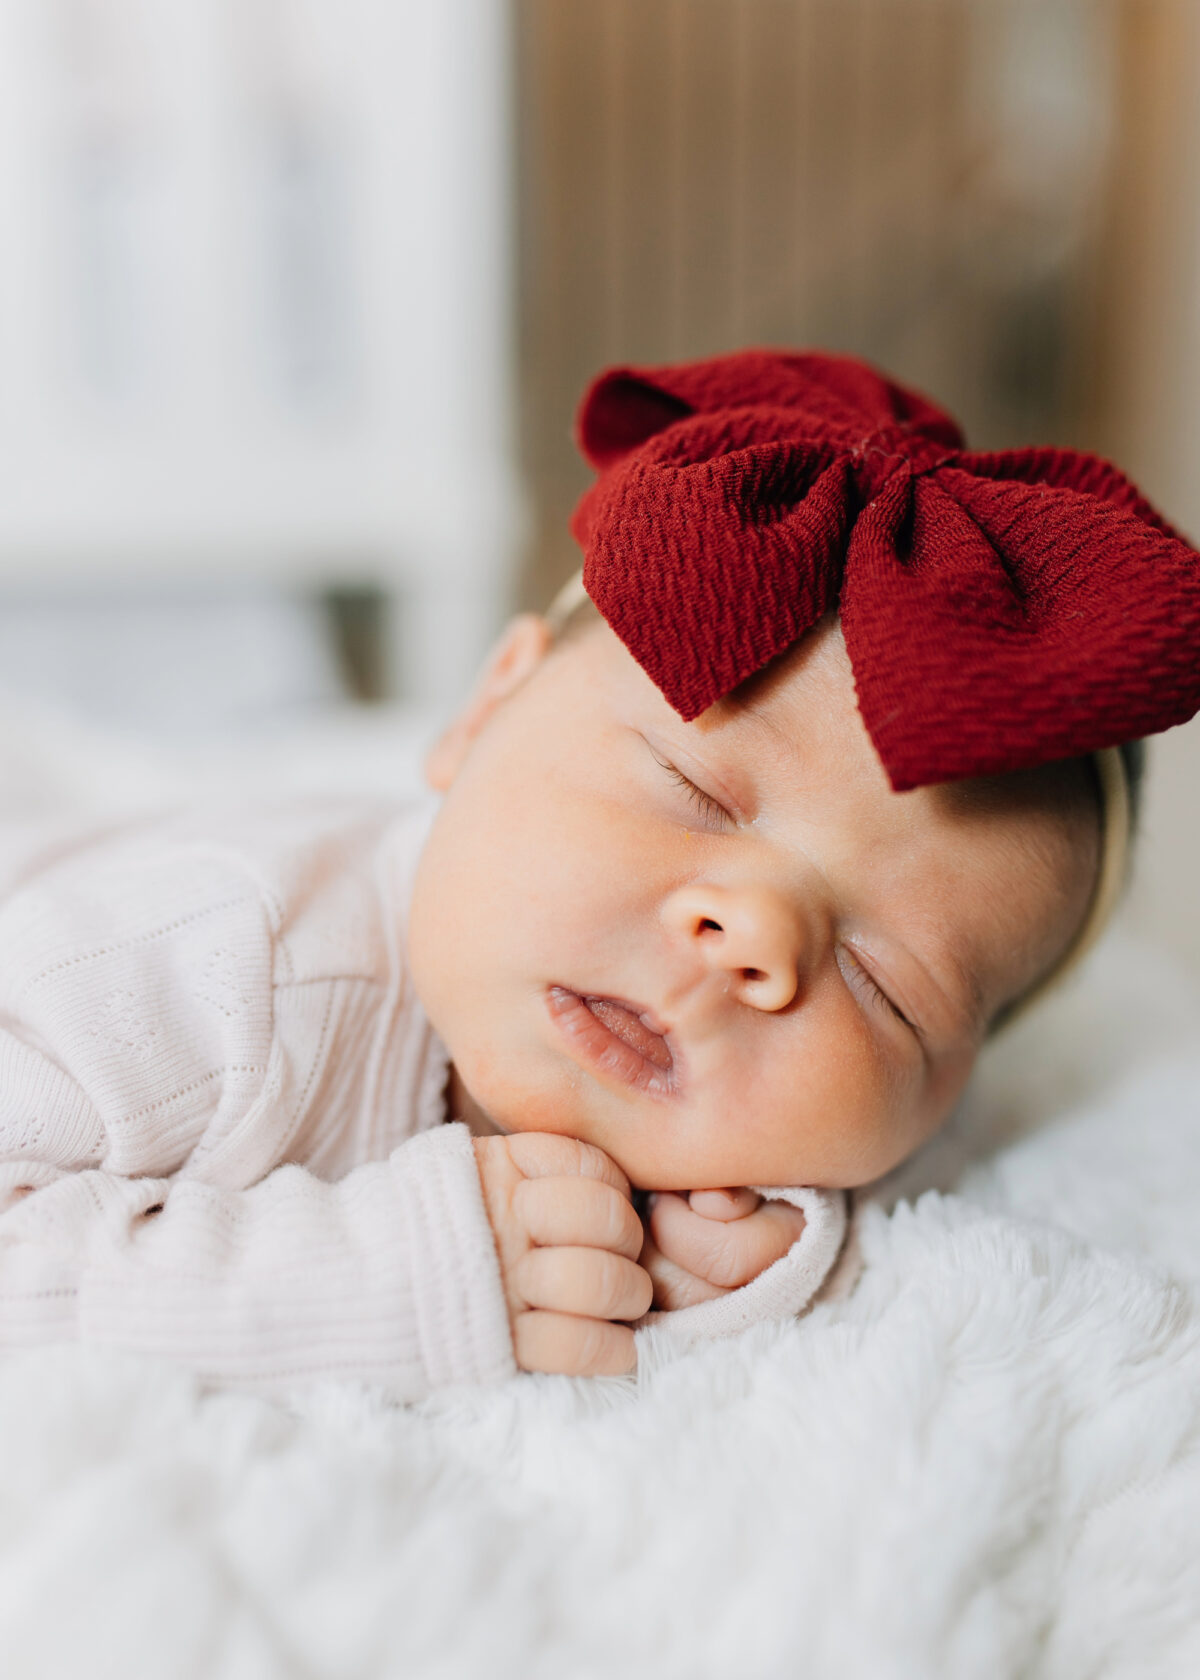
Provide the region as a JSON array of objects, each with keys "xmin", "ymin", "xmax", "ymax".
[{"xmin": 546, "ymin": 986, "xmax": 677, "ymax": 1095}]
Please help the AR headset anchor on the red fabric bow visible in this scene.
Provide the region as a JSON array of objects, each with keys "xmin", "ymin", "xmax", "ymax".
[{"xmin": 570, "ymin": 349, "xmax": 1200, "ymax": 790}]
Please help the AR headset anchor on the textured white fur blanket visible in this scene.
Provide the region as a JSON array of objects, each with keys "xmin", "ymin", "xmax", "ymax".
[{"xmin": 0, "ymin": 710, "xmax": 1199, "ymax": 1678}]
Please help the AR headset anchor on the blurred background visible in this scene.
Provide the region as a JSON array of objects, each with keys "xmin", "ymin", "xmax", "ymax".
[{"xmin": 0, "ymin": 0, "xmax": 1196, "ymax": 980}]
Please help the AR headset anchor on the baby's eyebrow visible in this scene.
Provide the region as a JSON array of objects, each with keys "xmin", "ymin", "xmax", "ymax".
[
  {"xmin": 695, "ymin": 710, "xmax": 790, "ymax": 814},
  {"xmin": 939, "ymin": 947, "xmax": 987, "ymax": 1039},
  {"xmin": 878, "ymin": 921, "xmax": 986, "ymax": 1044}
]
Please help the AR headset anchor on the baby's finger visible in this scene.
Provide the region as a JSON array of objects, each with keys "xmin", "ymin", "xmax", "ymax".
[
  {"xmin": 513, "ymin": 1310, "xmax": 637, "ymax": 1377},
  {"xmin": 514, "ymin": 1175, "xmax": 644, "ymax": 1260},
  {"xmin": 639, "ymin": 1232, "xmax": 729, "ymax": 1312},
  {"xmin": 649, "ymin": 1193, "xmax": 807, "ymax": 1290},
  {"xmin": 514, "ymin": 1245, "xmax": 654, "ymax": 1322},
  {"xmin": 504, "ymin": 1132, "xmax": 631, "ymax": 1198},
  {"xmin": 687, "ymin": 1187, "xmax": 761, "ymax": 1222}
]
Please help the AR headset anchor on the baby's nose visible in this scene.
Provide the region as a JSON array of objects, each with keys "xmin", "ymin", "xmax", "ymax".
[{"xmin": 662, "ymin": 883, "xmax": 803, "ymax": 1012}]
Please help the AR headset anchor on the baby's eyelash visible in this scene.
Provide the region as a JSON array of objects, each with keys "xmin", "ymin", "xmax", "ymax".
[
  {"xmin": 653, "ymin": 753, "xmax": 731, "ymax": 827},
  {"xmin": 838, "ymin": 947, "xmax": 913, "ymax": 1030}
]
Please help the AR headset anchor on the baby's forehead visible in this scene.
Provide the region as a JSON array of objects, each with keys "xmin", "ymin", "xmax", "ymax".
[
  {"xmin": 691, "ymin": 618, "xmax": 886, "ymax": 777},
  {"xmin": 566, "ymin": 609, "xmax": 1097, "ymax": 849},
  {"xmin": 932, "ymin": 758, "xmax": 1101, "ymax": 873},
  {"xmin": 694, "ymin": 625, "xmax": 1096, "ymax": 835}
]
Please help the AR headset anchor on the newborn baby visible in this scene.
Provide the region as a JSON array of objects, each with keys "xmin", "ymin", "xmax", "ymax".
[
  {"xmin": 0, "ymin": 348, "xmax": 1194, "ymax": 1399},
  {"xmin": 416, "ymin": 601, "xmax": 1103, "ymax": 1375}
]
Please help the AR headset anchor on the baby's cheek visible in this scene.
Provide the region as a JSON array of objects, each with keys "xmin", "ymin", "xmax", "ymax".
[
  {"xmin": 820, "ymin": 1074, "xmax": 959, "ymax": 1188},
  {"xmin": 767, "ymin": 1024, "xmax": 925, "ymax": 1188},
  {"xmin": 463, "ymin": 1051, "xmax": 594, "ymax": 1140}
]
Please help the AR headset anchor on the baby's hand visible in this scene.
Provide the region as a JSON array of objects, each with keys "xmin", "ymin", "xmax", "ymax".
[
  {"xmin": 474, "ymin": 1133, "xmax": 652, "ymax": 1377},
  {"xmin": 640, "ymin": 1188, "xmax": 807, "ymax": 1311}
]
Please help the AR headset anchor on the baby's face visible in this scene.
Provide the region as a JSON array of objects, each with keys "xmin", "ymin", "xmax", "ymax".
[{"xmin": 408, "ymin": 614, "xmax": 1097, "ymax": 1191}]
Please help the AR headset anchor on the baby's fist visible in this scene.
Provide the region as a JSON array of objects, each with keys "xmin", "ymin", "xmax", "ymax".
[
  {"xmin": 640, "ymin": 1188, "xmax": 806, "ymax": 1311},
  {"xmin": 474, "ymin": 1133, "xmax": 652, "ymax": 1377}
]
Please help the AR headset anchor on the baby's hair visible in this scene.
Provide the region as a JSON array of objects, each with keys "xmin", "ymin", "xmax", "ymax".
[{"xmin": 987, "ymin": 740, "xmax": 1143, "ymax": 1033}]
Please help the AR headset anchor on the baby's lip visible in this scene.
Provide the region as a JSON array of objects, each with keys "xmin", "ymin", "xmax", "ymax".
[
  {"xmin": 575, "ymin": 990, "xmax": 669, "ymax": 1037},
  {"xmin": 581, "ymin": 995, "xmax": 673, "ymax": 1069},
  {"xmin": 546, "ymin": 986, "xmax": 679, "ymax": 1095}
]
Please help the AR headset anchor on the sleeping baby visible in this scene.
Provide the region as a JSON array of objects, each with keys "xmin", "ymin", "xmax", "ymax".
[{"xmin": 0, "ymin": 350, "xmax": 1195, "ymax": 1398}]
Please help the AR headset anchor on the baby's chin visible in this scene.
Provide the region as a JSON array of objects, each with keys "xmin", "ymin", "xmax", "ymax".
[
  {"xmin": 446, "ymin": 1060, "xmax": 610, "ymax": 1151},
  {"xmin": 449, "ymin": 1068, "xmax": 652, "ymax": 1182},
  {"xmin": 445, "ymin": 1065, "xmax": 511, "ymax": 1138}
]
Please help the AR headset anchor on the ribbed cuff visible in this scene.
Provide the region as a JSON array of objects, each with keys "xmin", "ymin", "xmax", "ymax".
[
  {"xmin": 391, "ymin": 1123, "xmax": 517, "ymax": 1391},
  {"xmin": 77, "ymin": 1128, "xmax": 516, "ymax": 1400}
]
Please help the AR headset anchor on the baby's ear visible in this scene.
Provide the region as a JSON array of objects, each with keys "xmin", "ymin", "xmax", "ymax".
[{"xmin": 424, "ymin": 614, "xmax": 553, "ymax": 790}]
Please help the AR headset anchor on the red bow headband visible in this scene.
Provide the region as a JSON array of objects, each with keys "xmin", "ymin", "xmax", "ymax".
[{"xmin": 570, "ymin": 349, "xmax": 1200, "ymax": 790}]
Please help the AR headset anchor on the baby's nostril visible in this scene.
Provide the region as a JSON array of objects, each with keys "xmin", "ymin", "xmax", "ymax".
[
  {"xmin": 741, "ymin": 967, "xmax": 766, "ymax": 983},
  {"xmin": 698, "ymin": 918, "xmax": 723, "ymax": 934}
]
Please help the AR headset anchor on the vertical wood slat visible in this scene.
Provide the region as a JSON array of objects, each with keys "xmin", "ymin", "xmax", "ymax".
[
  {"xmin": 730, "ymin": 0, "xmax": 800, "ymax": 346},
  {"xmin": 513, "ymin": 0, "xmax": 1116, "ymax": 610},
  {"xmin": 675, "ymin": 0, "xmax": 740, "ymax": 356},
  {"xmin": 609, "ymin": 0, "xmax": 674, "ymax": 361},
  {"xmin": 1087, "ymin": 0, "xmax": 1200, "ymax": 520}
]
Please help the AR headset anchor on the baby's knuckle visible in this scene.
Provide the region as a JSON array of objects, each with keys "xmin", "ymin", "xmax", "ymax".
[
  {"xmin": 597, "ymin": 1254, "xmax": 650, "ymax": 1320},
  {"xmin": 510, "ymin": 1311, "xmax": 539, "ymax": 1371},
  {"xmin": 573, "ymin": 1316, "xmax": 635, "ymax": 1376},
  {"xmin": 706, "ymin": 1208, "xmax": 800, "ymax": 1286},
  {"xmin": 780, "ymin": 1205, "xmax": 808, "ymax": 1243},
  {"xmin": 519, "ymin": 1311, "xmax": 602, "ymax": 1376},
  {"xmin": 581, "ymin": 1144, "xmax": 630, "ymax": 1193},
  {"xmin": 600, "ymin": 1185, "xmax": 643, "ymax": 1252},
  {"xmin": 512, "ymin": 1310, "xmax": 562, "ymax": 1373},
  {"xmin": 509, "ymin": 1174, "xmax": 546, "ymax": 1228},
  {"xmin": 628, "ymin": 1262, "xmax": 654, "ymax": 1318},
  {"xmin": 505, "ymin": 1132, "xmax": 580, "ymax": 1180},
  {"xmin": 590, "ymin": 1250, "xmax": 628, "ymax": 1316},
  {"xmin": 705, "ymin": 1256, "xmax": 746, "ymax": 1290},
  {"xmin": 473, "ymin": 1135, "xmax": 515, "ymax": 1202},
  {"xmin": 767, "ymin": 1219, "xmax": 801, "ymax": 1262},
  {"xmin": 596, "ymin": 1323, "xmax": 637, "ymax": 1376},
  {"xmin": 512, "ymin": 1245, "xmax": 562, "ymax": 1309},
  {"xmin": 757, "ymin": 1205, "xmax": 806, "ymax": 1265},
  {"xmin": 704, "ymin": 1228, "xmax": 759, "ymax": 1289},
  {"xmin": 572, "ymin": 1315, "xmax": 608, "ymax": 1371}
]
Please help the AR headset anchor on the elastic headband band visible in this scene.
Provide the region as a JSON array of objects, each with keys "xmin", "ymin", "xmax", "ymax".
[
  {"xmin": 545, "ymin": 570, "xmax": 592, "ymax": 635},
  {"xmin": 544, "ymin": 569, "xmax": 1131, "ymax": 1032}
]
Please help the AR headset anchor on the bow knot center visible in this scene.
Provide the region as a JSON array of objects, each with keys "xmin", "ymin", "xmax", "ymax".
[{"xmin": 849, "ymin": 425, "xmax": 955, "ymax": 502}]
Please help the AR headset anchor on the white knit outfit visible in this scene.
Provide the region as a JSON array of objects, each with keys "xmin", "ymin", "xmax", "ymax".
[{"xmin": 0, "ymin": 799, "xmax": 847, "ymax": 1402}]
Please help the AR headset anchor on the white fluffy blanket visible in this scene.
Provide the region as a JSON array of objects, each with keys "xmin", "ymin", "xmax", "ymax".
[{"xmin": 1, "ymin": 709, "xmax": 1199, "ymax": 1678}]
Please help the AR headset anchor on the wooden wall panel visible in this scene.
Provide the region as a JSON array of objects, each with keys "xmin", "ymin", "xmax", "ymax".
[
  {"xmin": 1083, "ymin": 0, "xmax": 1200, "ymax": 982},
  {"xmin": 513, "ymin": 0, "xmax": 1113, "ymax": 607}
]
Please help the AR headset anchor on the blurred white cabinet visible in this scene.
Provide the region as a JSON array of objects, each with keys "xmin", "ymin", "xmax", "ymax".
[{"xmin": 0, "ymin": 0, "xmax": 520, "ymax": 703}]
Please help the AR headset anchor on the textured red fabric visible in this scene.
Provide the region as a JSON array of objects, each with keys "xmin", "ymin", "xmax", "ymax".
[{"xmin": 570, "ymin": 349, "xmax": 1200, "ymax": 790}]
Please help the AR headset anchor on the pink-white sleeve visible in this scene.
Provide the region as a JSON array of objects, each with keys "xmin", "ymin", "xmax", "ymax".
[{"xmin": 0, "ymin": 1121, "xmax": 516, "ymax": 1401}]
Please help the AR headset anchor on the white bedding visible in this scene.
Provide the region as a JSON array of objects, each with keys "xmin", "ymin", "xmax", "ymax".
[{"xmin": 0, "ymin": 703, "xmax": 1198, "ymax": 1679}]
